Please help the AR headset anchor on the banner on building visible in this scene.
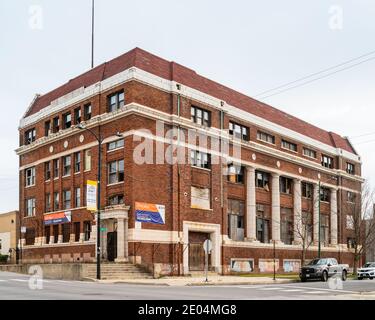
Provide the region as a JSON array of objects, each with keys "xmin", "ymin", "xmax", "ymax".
[
  {"xmin": 44, "ymin": 211, "xmax": 71, "ymax": 226},
  {"xmin": 86, "ymin": 180, "xmax": 97, "ymax": 211},
  {"xmin": 135, "ymin": 202, "xmax": 165, "ymax": 225}
]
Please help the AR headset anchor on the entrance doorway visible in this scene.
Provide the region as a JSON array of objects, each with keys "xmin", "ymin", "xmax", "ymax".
[
  {"xmin": 107, "ymin": 231, "xmax": 117, "ymax": 262},
  {"xmin": 188, "ymin": 232, "xmax": 211, "ymax": 271}
]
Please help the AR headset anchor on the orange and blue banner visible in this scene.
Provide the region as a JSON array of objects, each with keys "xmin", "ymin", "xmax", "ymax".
[
  {"xmin": 44, "ymin": 211, "xmax": 71, "ymax": 225},
  {"xmin": 135, "ymin": 202, "xmax": 165, "ymax": 225}
]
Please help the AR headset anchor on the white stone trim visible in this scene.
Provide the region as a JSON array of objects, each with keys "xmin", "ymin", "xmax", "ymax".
[
  {"xmin": 19, "ymin": 66, "xmax": 361, "ymax": 163},
  {"xmin": 183, "ymin": 221, "xmax": 221, "ymax": 274}
]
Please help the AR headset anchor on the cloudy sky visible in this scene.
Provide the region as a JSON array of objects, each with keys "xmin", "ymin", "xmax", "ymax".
[{"xmin": 0, "ymin": 0, "xmax": 374, "ymax": 212}]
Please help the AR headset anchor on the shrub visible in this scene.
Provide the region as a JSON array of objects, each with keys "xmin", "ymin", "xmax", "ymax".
[{"xmin": 0, "ymin": 254, "xmax": 9, "ymax": 263}]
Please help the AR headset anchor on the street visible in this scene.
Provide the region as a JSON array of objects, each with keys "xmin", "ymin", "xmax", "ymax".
[{"xmin": 0, "ymin": 271, "xmax": 375, "ymax": 300}]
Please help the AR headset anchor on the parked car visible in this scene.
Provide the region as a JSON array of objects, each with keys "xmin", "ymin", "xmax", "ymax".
[
  {"xmin": 299, "ymin": 258, "xmax": 349, "ymax": 282},
  {"xmin": 357, "ymin": 262, "xmax": 375, "ymax": 280}
]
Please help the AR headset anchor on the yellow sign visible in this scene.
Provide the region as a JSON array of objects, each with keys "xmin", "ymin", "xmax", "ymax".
[{"xmin": 86, "ymin": 180, "xmax": 97, "ymax": 212}]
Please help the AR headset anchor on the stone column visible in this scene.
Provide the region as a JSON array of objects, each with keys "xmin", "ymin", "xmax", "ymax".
[
  {"xmin": 124, "ymin": 218, "xmax": 129, "ymax": 260},
  {"xmin": 330, "ymin": 189, "xmax": 338, "ymax": 246},
  {"xmin": 313, "ymin": 183, "xmax": 320, "ymax": 245},
  {"xmin": 246, "ymin": 166, "xmax": 257, "ymax": 241},
  {"xmin": 271, "ymin": 173, "xmax": 281, "ymax": 243},
  {"xmin": 115, "ymin": 217, "xmax": 126, "ymax": 262},
  {"xmin": 293, "ymin": 179, "xmax": 302, "ymax": 244}
]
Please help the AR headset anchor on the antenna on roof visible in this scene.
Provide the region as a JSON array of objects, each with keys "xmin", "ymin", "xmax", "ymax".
[{"xmin": 91, "ymin": 0, "xmax": 95, "ymax": 69}]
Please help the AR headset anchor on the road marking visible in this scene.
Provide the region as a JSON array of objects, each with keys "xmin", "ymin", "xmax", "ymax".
[
  {"xmin": 0, "ymin": 280, "xmax": 7, "ymax": 282},
  {"xmin": 280, "ymin": 285, "xmax": 356, "ymax": 294},
  {"xmin": 304, "ymin": 291, "xmax": 330, "ymax": 294},
  {"xmin": 280, "ymin": 289, "xmax": 304, "ymax": 292},
  {"xmin": 258, "ymin": 287, "xmax": 283, "ymax": 291},
  {"xmin": 10, "ymin": 279, "xmax": 28, "ymax": 282}
]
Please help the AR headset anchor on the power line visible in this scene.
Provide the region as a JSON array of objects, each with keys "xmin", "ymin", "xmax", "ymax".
[
  {"xmin": 256, "ymin": 55, "xmax": 375, "ymax": 100},
  {"xmin": 349, "ymin": 131, "xmax": 375, "ymax": 140},
  {"xmin": 352, "ymin": 138, "xmax": 375, "ymax": 146},
  {"xmin": 254, "ymin": 49, "xmax": 375, "ymax": 97}
]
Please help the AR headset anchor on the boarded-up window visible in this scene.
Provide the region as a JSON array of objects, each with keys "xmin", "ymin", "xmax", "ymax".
[
  {"xmin": 191, "ymin": 186, "xmax": 210, "ymax": 210},
  {"xmin": 25, "ymin": 228, "xmax": 35, "ymax": 246}
]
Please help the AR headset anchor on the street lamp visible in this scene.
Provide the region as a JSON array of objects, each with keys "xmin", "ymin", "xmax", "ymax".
[
  {"xmin": 77, "ymin": 123, "xmax": 123, "ymax": 280},
  {"xmin": 318, "ymin": 175, "xmax": 338, "ymax": 258},
  {"xmin": 77, "ymin": 123, "xmax": 103, "ymax": 280}
]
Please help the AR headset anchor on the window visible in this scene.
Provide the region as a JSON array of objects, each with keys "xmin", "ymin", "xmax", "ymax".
[
  {"xmin": 63, "ymin": 112, "xmax": 72, "ymax": 129},
  {"xmin": 53, "ymin": 225, "xmax": 59, "ymax": 244},
  {"xmin": 256, "ymin": 204, "xmax": 270, "ymax": 243},
  {"xmin": 74, "ymin": 152, "xmax": 81, "ymax": 173},
  {"xmin": 302, "ymin": 211, "xmax": 313, "ymax": 244},
  {"xmin": 108, "ymin": 91, "xmax": 125, "ymax": 112},
  {"xmin": 24, "ymin": 128, "xmax": 36, "ymax": 145},
  {"xmin": 25, "ymin": 228, "xmax": 35, "ymax": 246},
  {"xmin": 255, "ymin": 171, "xmax": 270, "ymax": 190},
  {"xmin": 301, "ymin": 182, "xmax": 313, "ymax": 199},
  {"xmin": 53, "ymin": 192, "xmax": 59, "ymax": 210},
  {"xmin": 53, "ymin": 116, "xmax": 60, "ymax": 133},
  {"xmin": 63, "ymin": 190, "xmax": 71, "ymax": 209},
  {"xmin": 45, "ymin": 120, "xmax": 51, "ymax": 137},
  {"xmin": 190, "ymin": 150, "xmax": 211, "ymax": 169},
  {"xmin": 85, "ymin": 149, "xmax": 92, "ymax": 171},
  {"xmin": 75, "ymin": 187, "xmax": 81, "ymax": 208},
  {"xmin": 108, "ymin": 194, "xmax": 124, "ymax": 206},
  {"xmin": 63, "ymin": 155, "xmax": 71, "ymax": 176},
  {"xmin": 227, "ymin": 164, "xmax": 244, "ymax": 184},
  {"xmin": 191, "ymin": 186, "xmax": 210, "ymax": 210},
  {"xmin": 346, "ymin": 163, "xmax": 355, "ymax": 175},
  {"xmin": 62, "ymin": 224, "xmax": 71, "ymax": 243},
  {"xmin": 84, "ymin": 221, "xmax": 91, "ymax": 241},
  {"xmin": 44, "ymin": 162, "xmax": 51, "ymax": 180},
  {"xmin": 346, "ymin": 215, "xmax": 354, "ymax": 230},
  {"xmin": 281, "ymin": 139, "xmax": 297, "ymax": 152},
  {"xmin": 229, "ymin": 121, "xmax": 249, "ymax": 141},
  {"xmin": 25, "ymin": 198, "xmax": 36, "ymax": 217},
  {"xmin": 53, "ymin": 159, "xmax": 59, "ymax": 178},
  {"xmin": 74, "ymin": 107, "xmax": 82, "ymax": 124},
  {"xmin": 25, "ymin": 167, "xmax": 35, "ymax": 187},
  {"xmin": 74, "ymin": 222, "xmax": 80, "ymax": 242},
  {"xmin": 257, "ymin": 131, "xmax": 275, "ymax": 144},
  {"xmin": 84, "ymin": 103, "xmax": 92, "ymax": 120},
  {"xmin": 347, "ymin": 191, "xmax": 356, "ymax": 203},
  {"xmin": 320, "ymin": 187, "xmax": 330, "ymax": 202},
  {"xmin": 191, "ymin": 106, "xmax": 211, "ymax": 126},
  {"xmin": 45, "ymin": 193, "xmax": 51, "ymax": 213},
  {"xmin": 227, "ymin": 199, "xmax": 245, "ymax": 241},
  {"xmin": 108, "ymin": 139, "xmax": 124, "ymax": 151},
  {"xmin": 281, "ymin": 208, "xmax": 293, "ymax": 245},
  {"xmin": 347, "ymin": 237, "xmax": 356, "ymax": 249},
  {"xmin": 280, "ymin": 177, "xmax": 293, "ymax": 194},
  {"xmin": 303, "ymin": 147, "xmax": 317, "ymax": 159},
  {"xmin": 321, "ymin": 155, "xmax": 333, "ymax": 169},
  {"xmin": 45, "ymin": 226, "xmax": 50, "ymax": 244},
  {"xmin": 320, "ymin": 215, "xmax": 329, "ymax": 246},
  {"xmin": 108, "ymin": 160, "xmax": 124, "ymax": 184}
]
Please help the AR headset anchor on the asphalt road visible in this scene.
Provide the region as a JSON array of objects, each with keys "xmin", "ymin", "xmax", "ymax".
[{"xmin": 0, "ymin": 271, "xmax": 375, "ymax": 300}]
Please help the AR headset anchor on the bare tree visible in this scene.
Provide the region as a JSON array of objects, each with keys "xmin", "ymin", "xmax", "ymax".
[
  {"xmin": 294, "ymin": 210, "xmax": 314, "ymax": 266},
  {"xmin": 345, "ymin": 181, "xmax": 375, "ymax": 276}
]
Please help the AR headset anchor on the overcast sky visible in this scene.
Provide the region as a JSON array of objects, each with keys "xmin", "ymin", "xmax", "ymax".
[{"xmin": 0, "ymin": 0, "xmax": 374, "ymax": 212}]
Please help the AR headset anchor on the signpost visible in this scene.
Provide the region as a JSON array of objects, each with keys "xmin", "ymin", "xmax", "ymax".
[{"xmin": 203, "ymin": 239, "xmax": 212, "ymax": 283}]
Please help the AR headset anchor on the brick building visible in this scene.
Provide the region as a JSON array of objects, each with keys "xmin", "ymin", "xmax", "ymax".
[{"xmin": 16, "ymin": 48, "xmax": 363, "ymax": 275}]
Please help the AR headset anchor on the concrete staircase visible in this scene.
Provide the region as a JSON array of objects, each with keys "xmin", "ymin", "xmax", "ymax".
[{"xmin": 83, "ymin": 263, "xmax": 153, "ymax": 280}]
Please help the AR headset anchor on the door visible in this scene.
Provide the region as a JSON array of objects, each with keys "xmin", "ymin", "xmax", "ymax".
[
  {"xmin": 107, "ymin": 231, "xmax": 117, "ymax": 262},
  {"xmin": 188, "ymin": 232, "xmax": 211, "ymax": 271}
]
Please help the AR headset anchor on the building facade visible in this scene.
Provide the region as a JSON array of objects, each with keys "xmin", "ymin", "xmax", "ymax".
[
  {"xmin": 0, "ymin": 211, "xmax": 20, "ymax": 264},
  {"xmin": 17, "ymin": 48, "xmax": 363, "ymax": 275}
]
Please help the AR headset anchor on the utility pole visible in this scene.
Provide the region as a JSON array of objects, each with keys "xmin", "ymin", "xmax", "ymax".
[
  {"xmin": 91, "ymin": 0, "xmax": 95, "ymax": 69},
  {"xmin": 318, "ymin": 180, "xmax": 321, "ymax": 258}
]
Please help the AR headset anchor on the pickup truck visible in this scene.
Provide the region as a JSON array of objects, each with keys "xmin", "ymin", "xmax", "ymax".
[
  {"xmin": 299, "ymin": 258, "xmax": 349, "ymax": 282},
  {"xmin": 357, "ymin": 262, "xmax": 375, "ymax": 280}
]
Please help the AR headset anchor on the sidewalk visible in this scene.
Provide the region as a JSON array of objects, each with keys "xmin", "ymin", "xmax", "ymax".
[{"xmin": 87, "ymin": 275, "xmax": 299, "ymax": 286}]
